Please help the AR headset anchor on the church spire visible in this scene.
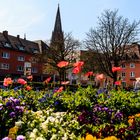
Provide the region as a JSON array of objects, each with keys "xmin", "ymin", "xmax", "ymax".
[
  {"xmin": 54, "ymin": 4, "xmax": 62, "ymax": 32},
  {"xmin": 51, "ymin": 4, "xmax": 64, "ymax": 44}
]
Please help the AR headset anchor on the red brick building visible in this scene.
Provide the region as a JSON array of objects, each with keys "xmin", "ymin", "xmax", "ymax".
[
  {"xmin": 120, "ymin": 43, "xmax": 140, "ymax": 88},
  {"xmin": 0, "ymin": 30, "xmax": 47, "ymax": 81}
]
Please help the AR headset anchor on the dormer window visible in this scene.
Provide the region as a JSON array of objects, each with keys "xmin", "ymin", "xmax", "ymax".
[
  {"xmin": 4, "ymin": 42, "xmax": 12, "ymax": 48},
  {"xmin": 30, "ymin": 48, "xmax": 39, "ymax": 54},
  {"xmin": 17, "ymin": 44, "xmax": 25, "ymax": 51}
]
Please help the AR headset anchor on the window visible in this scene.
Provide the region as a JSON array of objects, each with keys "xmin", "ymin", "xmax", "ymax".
[
  {"xmin": 130, "ymin": 63, "xmax": 135, "ymax": 68},
  {"xmin": 121, "ymin": 64, "xmax": 126, "ymax": 68},
  {"xmin": 2, "ymin": 52, "xmax": 10, "ymax": 59},
  {"xmin": 17, "ymin": 56, "xmax": 25, "ymax": 61},
  {"xmin": 130, "ymin": 72, "xmax": 135, "ymax": 77},
  {"xmin": 17, "ymin": 45, "xmax": 25, "ymax": 51},
  {"xmin": 122, "ymin": 81, "xmax": 126, "ymax": 87},
  {"xmin": 0, "ymin": 63, "xmax": 9, "ymax": 69},
  {"xmin": 122, "ymin": 72, "xmax": 126, "ymax": 77},
  {"xmin": 17, "ymin": 66, "xmax": 24, "ymax": 72},
  {"xmin": 32, "ymin": 67, "xmax": 37, "ymax": 73},
  {"xmin": 4, "ymin": 42, "xmax": 12, "ymax": 48}
]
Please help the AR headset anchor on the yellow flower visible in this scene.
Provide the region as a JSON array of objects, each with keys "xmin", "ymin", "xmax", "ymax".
[
  {"xmin": 135, "ymin": 113, "xmax": 140, "ymax": 117},
  {"xmin": 128, "ymin": 118, "xmax": 134, "ymax": 125},
  {"xmin": 8, "ymin": 134, "xmax": 16, "ymax": 140},
  {"xmin": 103, "ymin": 136, "xmax": 118, "ymax": 140},
  {"xmin": 128, "ymin": 115, "xmax": 134, "ymax": 119},
  {"xmin": 9, "ymin": 126, "xmax": 18, "ymax": 134},
  {"xmin": 85, "ymin": 133, "xmax": 96, "ymax": 140},
  {"xmin": 80, "ymin": 137, "xmax": 85, "ymax": 140}
]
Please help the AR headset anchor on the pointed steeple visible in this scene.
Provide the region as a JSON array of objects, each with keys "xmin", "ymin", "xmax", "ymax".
[
  {"xmin": 54, "ymin": 4, "xmax": 62, "ymax": 33},
  {"xmin": 51, "ymin": 4, "xmax": 64, "ymax": 45}
]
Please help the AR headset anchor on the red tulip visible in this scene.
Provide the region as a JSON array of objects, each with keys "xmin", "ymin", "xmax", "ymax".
[
  {"xmin": 17, "ymin": 78, "xmax": 27, "ymax": 85},
  {"xmin": 96, "ymin": 74, "xmax": 104, "ymax": 81},
  {"xmin": 115, "ymin": 81, "xmax": 121, "ymax": 85},
  {"xmin": 26, "ymin": 85, "xmax": 32, "ymax": 91},
  {"xmin": 44, "ymin": 77, "xmax": 51, "ymax": 84},
  {"xmin": 57, "ymin": 61, "xmax": 69, "ymax": 68},
  {"xmin": 112, "ymin": 67, "xmax": 122, "ymax": 72},
  {"xmin": 3, "ymin": 77, "xmax": 13, "ymax": 86},
  {"xmin": 56, "ymin": 86, "xmax": 64, "ymax": 93},
  {"xmin": 73, "ymin": 61, "xmax": 84, "ymax": 67},
  {"xmin": 72, "ymin": 66, "xmax": 81, "ymax": 74},
  {"xmin": 27, "ymin": 75, "xmax": 33, "ymax": 81},
  {"xmin": 85, "ymin": 71, "xmax": 93, "ymax": 77},
  {"xmin": 61, "ymin": 81, "xmax": 70, "ymax": 85}
]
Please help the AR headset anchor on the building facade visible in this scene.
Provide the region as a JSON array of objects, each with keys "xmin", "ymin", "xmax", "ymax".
[
  {"xmin": 120, "ymin": 43, "xmax": 140, "ymax": 88},
  {"xmin": 0, "ymin": 31, "xmax": 46, "ymax": 81}
]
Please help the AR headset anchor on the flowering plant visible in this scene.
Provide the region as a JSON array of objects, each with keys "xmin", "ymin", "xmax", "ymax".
[{"xmin": 0, "ymin": 96, "xmax": 24, "ymax": 139}]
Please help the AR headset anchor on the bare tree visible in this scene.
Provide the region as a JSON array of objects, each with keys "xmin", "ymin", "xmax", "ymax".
[
  {"xmin": 43, "ymin": 33, "xmax": 80, "ymax": 82},
  {"xmin": 85, "ymin": 9, "xmax": 140, "ymax": 83}
]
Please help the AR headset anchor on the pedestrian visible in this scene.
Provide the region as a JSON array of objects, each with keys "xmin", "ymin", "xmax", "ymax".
[{"xmin": 134, "ymin": 78, "xmax": 140, "ymax": 92}]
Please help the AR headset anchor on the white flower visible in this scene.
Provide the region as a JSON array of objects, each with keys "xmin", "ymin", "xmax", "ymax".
[
  {"xmin": 29, "ymin": 132, "xmax": 37, "ymax": 139},
  {"xmin": 36, "ymin": 137, "xmax": 46, "ymax": 140},
  {"xmin": 15, "ymin": 120, "xmax": 23, "ymax": 128},
  {"xmin": 54, "ymin": 118, "xmax": 59, "ymax": 124},
  {"xmin": 33, "ymin": 128, "xmax": 38, "ymax": 134},
  {"xmin": 40, "ymin": 122, "xmax": 48, "ymax": 133},
  {"xmin": 50, "ymin": 134, "xmax": 57, "ymax": 140},
  {"xmin": 62, "ymin": 133, "xmax": 68, "ymax": 140},
  {"xmin": 47, "ymin": 116, "xmax": 55, "ymax": 123},
  {"xmin": 0, "ymin": 96, "xmax": 2, "ymax": 100}
]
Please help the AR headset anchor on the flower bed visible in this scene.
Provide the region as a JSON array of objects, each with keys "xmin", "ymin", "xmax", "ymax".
[{"xmin": 1, "ymin": 84, "xmax": 140, "ymax": 139}]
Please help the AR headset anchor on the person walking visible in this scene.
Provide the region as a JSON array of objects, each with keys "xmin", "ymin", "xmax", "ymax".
[{"xmin": 134, "ymin": 78, "xmax": 140, "ymax": 92}]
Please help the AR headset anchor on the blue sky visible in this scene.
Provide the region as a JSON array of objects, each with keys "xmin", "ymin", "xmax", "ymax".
[{"xmin": 0, "ymin": 0, "xmax": 140, "ymax": 41}]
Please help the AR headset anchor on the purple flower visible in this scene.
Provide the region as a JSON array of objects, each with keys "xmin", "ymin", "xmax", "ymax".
[
  {"xmin": 9, "ymin": 97, "xmax": 14, "ymax": 101},
  {"xmin": 2, "ymin": 137, "xmax": 12, "ymax": 140},
  {"xmin": 16, "ymin": 135, "xmax": 25, "ymax": 140},
  {"xmin": 6, "ymin": 101, "xmax": 12, "ymax": 107},
  {"xmin": 14, "ymin": 99, "xmax": 20, "ymax": 105},
  {"xmin": 0, "ymin": 103, "xmax": 3, "ymax": 110},
  {"xmin": 15, "ymin": 106, "xmax": 24, "ymax": 111},
  {"xmin": 9, "ymin": 111, "xmax": 16, "ymax": 118},
  {"xmin": 115, "ymin": 111, "xmax": 123, "ymax": 118},
  {"xmin": 102, "ymin": 107, "xmax": 109, "ymax": 111}
]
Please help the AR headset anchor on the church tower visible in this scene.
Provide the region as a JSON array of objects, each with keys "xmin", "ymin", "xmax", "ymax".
[{"xmin": 51, "ymin": 4, "xmax": 64, "ymax": 47}]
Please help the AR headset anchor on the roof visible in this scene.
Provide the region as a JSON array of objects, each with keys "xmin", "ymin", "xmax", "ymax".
[
  {"xmin": 122, "ymin": 43, "xmax": 140, "ymax": 61},
  {"xmin": 0, "ymin": 30, "xmax": 42, "ymax": 54}
]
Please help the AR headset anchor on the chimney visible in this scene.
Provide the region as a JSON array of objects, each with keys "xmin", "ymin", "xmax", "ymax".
[
  {"xmin": 24, "ymin": 33, "xmax": 26, "ymax": 40},
  {"xmin": 3, "ymin": 30, "xmax": 8, "ymax": 37},
  {"xmin": 17, "ymin": 35, "xmax": 20, "ymax": 39}
]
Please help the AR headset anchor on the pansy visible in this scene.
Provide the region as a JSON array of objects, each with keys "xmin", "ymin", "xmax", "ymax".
[
  {"xmin": 0, "ymin": 103, "xmax": 3, "ymax": 110},
  {"xmin": 85, "ymin": 133, "xmax": 95, "ymax": 140},
  {"xmin": 16, "ymin": 135, "xmax": 26, "ymax": 140},
  {"xmin": 57, "ymin": 61, "xmax": 69, "ymax": 68}
]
